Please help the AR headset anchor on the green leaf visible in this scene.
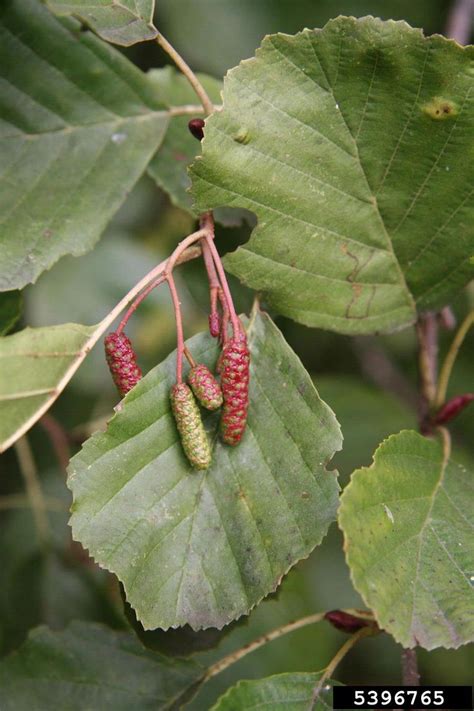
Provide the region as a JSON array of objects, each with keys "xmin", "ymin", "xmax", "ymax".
[
  {"xmin": 339, "ymin": 430, "xmax": 474, "ymax": 650},
  {"xmin": 0, "ymin": 0, "xmax": 169, "ymax": 290},
  {"xmin": 46, "ymin": 0, "xmax": 158, "ymax": 46},
  {"xmin": 0, "ymin": 621, "xmax": 203, "ymax": 710},
  {"xmin": 0, "ymin": 470, "xmax": 118, "ymax": 654},
  {"xmin": 190, "ymin": 18, "xmax": 474, "ymax": 334},
  {"xmin": 0, "ymin": 291, "xmax": 21, "ymax": 335},
  {"xmin": 0, "ymin": 322, "xmax": 96, "ymax": 452},
  {"xmin": 67, "ymin": 311, "xmax": 342, "ymax": 630},
  {"xmin": 210, "ymin": 673, "xmax": 342, "ymax": 711},
  {"xmin": 121, "ymin": 584, "xmax": 233, "ymax": 656}
]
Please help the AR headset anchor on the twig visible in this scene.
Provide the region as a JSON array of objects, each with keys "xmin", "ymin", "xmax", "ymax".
[
  {"xmin": 116, "ymin": 275, "xmax": 165, "ymax": 335},
  {"xmin": 40, "ymin": 413, "xmax": 71, "ymax": 472},
  {"xmin": 0, "ymin": 494, "xmax": 68, "ymax": 512},
  {"xmin": 445, "ymin": 0, "xmax": 474, "ymax": 44},
  {"xmin": 0, "ymin": 244, "xmax": 202, "ymax": 453},
  {"xmin": 310, "ymin": 627, "xmax": 375, "ymax": 706},
  {"xmin": 401, "ymin": 648, "xmax": 421, "ymax": 685},
  {"xmin": 416, "ymin": 312, "xmax": 439, "ymax": 424},
  {"xmin": 165, "ymin": 228, "xmax": 207, "ymax": 274},
  {"xmin": 156, "ymin": 33, "xmax": 214, "ymax": 115},
  {"xmin": 14, "ymin": 437, "xmax": 51, "ymax": 547},
  {"xmin": 435, "ymin": 309, "xmax": 474, "ymax": 408},
  {"xmin": 203, "ymin": 612, "xmax": 326, "ymax": 682},
  {"xmin": 168, "ymin": 104, "xmax": 221, "ymax": 117},
  {"xmin": 166, "ymin": 271, "xmax": 185, "ymax": 383},
  {"xmin": 353, "ymin": 337, "xmax": 418, "ymax": 411}
]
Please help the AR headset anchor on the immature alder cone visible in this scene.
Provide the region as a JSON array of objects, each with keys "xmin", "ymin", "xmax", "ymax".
[
  {"xmin": 219, "ymin": 332, "xmax": 250, "ymax": 445},
  {"xmin": 170, "ymin": 383, "xmax": 212, "ymax": 469},
  {"xmin": 104, "ymin": 332, "xmax": 142, "ymax": 397},
  {"xmin": 188, "ymin": 364, "xmax": 223, "ymax": 410}
]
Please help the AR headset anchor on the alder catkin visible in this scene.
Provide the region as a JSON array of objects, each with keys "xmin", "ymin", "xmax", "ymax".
[
  {"xmin": 219, "ymin": 332, "xmax": 250, "ymax": 446},
  {"xmin": 104, "ymin": 332, "xmax": 142, "ymax": 397},
  {"xmin": 170, "ymin": 383, "xmax": 212, "ymax": 469},
  {"xmin": 188, "ymin": 364, "xmax": 223, "ymax": 410}
]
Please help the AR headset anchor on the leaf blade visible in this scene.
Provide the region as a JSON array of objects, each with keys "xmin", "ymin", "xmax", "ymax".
[
  {"xmin": 190, "ymin": 18, "xmax": 474, "ymax": 333},
  {"xmin": 67, "ymin": 311, "xmax": 342, "ymax": 629},
  {"xmin": 46, "ymin": 0, "xmax": 158, "ymax": 46},
  {"xmin": 339, "ymin": 430, "xmax": 474, "ymax": 649},
  {"xmin": 211, "ymin": 672, "xmax": 342, "ymax": 711},
  {"xmin": 0, "ymin": 0, "xmax": 169, "ymax": 290},
  {"xmin": 0, "ymin": 621, "xmax": 203, "ymax": 710}
]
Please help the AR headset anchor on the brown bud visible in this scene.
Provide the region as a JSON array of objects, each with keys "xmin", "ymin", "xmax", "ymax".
[{"xmin": 188, "ymin": 118, "xmax": 205, "ymax": 141}]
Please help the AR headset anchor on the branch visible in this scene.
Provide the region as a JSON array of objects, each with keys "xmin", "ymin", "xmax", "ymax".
[
  {"xmin": 14, "ymin": 437, "xmax": 51, "ymax": 547},
  {"xmin": 0, "ymin": 244, "xmax": 202, "ymax": 453},
  {"xmin": 311, "ymin": 626, "xmax": 376, "ymax": 705},
  {"xmin": 204, "ymin": 612, "xmax": 326, "ymax": 682},
  {"xmin": 40, "ymin": 414, "xmax": 71, "ymax": 472},
  {"xmin": 445, "ymin": 0, "xmax": 474, "ymax": 44},
  {"xmin": 401, "ymin": 648, "xmax": 421, "ymax": 685},
  {"xmin": 416, "ymin": 312, "xmax": 439, "ymax": 426},
  {"xmin": 156, "ymin": 33, "xmax": 214, "ymax": 115},
  {"xmin": 353, "ymin": 336, "xmax": 418, "ymax": 411},
  {"xmin": 435, "ymin": 309, "xmax": 474, "ymax": 408},
  {"xmin": 0, "ymin": 494, "xmax": 67, "ymax": 512}
]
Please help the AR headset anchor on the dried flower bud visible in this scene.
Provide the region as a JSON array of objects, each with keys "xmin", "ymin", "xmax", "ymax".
[
  {"xmin": 188, "ymin": 364, "xmax": 223, "ymax": 410},
  {"xmin": 434, "ymin": 393, "xmax": 474, "ymax": 425},
  {"xmin": 170, "ymin": 383, "xmax": 211, "ymax": 469},
  {"xmin": 104, "ymin": 332, "xmax": 142, "ymax": 397},
  {"xmin": 188, "ymin": 118, "xmax": 205, "ymax": 141},
  {"xmin": 219, "ymin": 332, "xmax": 250, "ymax": 446},
  {"xmin": 325, "ymin": 610, "xmax": 376, "ymax": 634}
]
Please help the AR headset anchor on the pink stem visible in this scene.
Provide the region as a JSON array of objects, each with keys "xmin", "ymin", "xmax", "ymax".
[
  {"xmin": 116, "ymin": 275, "xmax": 165, "ymax": 335},
  {"xmin": 166, "ymin": 272, "xmax": 185, "ymax": 384},
  {"xmin": 165, "ymin": 228, "xmax": 207, "ymax": 275},
  {"xmin": 201, "ymin": 214, "xmax": 241, "ymax": 336}
]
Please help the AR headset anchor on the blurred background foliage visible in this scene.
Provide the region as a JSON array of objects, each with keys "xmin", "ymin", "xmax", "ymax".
[{"xmin": 0, "ymin": 0, "xmax": 473, "ymax": 706}]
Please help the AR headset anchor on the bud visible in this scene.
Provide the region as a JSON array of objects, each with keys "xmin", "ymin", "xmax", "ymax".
[
  {"xmin": 325, "ymin": 610, "xmax": 376, "ymax": 634},
  {"xmin": 170, "ymin": 383, "xmax": 212, "ymax": 469},
  {"xmin": 104, "ymin": 332, "xmax": 142, "ymax": 397},
  {"xmin": 188, "ymin": 118, "xmax": 205, "ymax": 141},
  {"xmin": 434, "ymin": 393, "xmax": 474, "ymax": 425},
  {"xmin": 219, "ymin": 332, "xmax": 250, "ymax": 446}
]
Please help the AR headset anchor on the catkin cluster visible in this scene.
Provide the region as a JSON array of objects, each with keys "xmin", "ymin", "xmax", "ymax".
[
  {"xmin": 104, "ymin": 327, "xmax": 250, "ymax": 471},
  {"xmin": 170, "ymin": 331, "xmax": 250, "ymax": 469}
]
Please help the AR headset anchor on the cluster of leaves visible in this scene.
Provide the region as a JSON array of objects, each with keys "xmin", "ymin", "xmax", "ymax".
[{"xmin": 0, "ymin": 0, "xmax": 473, "ymax": 707}]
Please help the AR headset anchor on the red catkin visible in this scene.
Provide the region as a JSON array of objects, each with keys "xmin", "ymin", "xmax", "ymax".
[
  {"xmin": 104, "ymin": 332, "xmax": 142, "ymax": 397},
  {"xmin": 434, "ymin": 393, "xmax": 474, "ymax": 425},
  {"xmin": 219, "ymin": 332, "xmax": 250, "ymax": 446}
]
